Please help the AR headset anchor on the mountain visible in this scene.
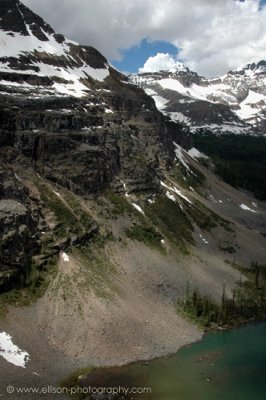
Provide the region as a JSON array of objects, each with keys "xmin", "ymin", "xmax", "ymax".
[
  {"xmin": 0, "ymin": 0, "xmax": 266, "ymax": 391},
  {"xmin": 0, "ymin": 0, "xmax": 192, "ymax": 287},
  {"xmin": 0, "ymin": 0, "xmax": 110, "ymax": 95},
  {"xmin": 0, "ymin": 0, "xmax": 191, "ymax": 287},
  {"xmin": 0, "ymin": 0, "xmax": 192, "ymax": 192},
  {"xmin": 131, "ymin": 61, "xmax": 266, "ymax": 134}
]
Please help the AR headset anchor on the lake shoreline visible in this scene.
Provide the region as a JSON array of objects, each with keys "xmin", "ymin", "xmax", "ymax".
[
  {"xmin": 65, "ymin": 322, "xmax": 266, "ymax": 400},
  {"xmin": 63, "ymin": 318, "xmax": 266, "ymax": 393}
]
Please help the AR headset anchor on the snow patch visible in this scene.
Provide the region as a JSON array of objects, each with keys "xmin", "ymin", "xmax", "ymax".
[
  {"xmin": 167, "ymin": 112, "xmax": 190, "ymax": 124},
  {"xmin": 173, "ymin": 187, "xmax": 192, "ymax": 205},
  {"xmin": 144, "ymin": 88, "xmax": 169, "ymax": 109},
  {"xmin": 209, "ymin": 194, "xmax": 218, "ymax": 203},
  {"xmin": 190, "ymin": 124, "xmax": 249, "ymax": 135},
  {"xmin": 239, "ymin": 204, "xmax": 256, "ymax": 213},
  {"xmin": 0, "ymin": 28, "xmax": 109, "ymax": 97},
  {"xmin": 14, "ymin": 173, "xmax": 22, "ymax": 181},
  {"xmin": 132, "ymin": 203, "xmax": 145, "ymax": 215},
  {"xmin": 120, "ymin": 180, "xmax": 129, "ymax": 197},
  {"xmin": 144, "ymin": 88, "xmax": 157, "ymax": 96},
  {"xmin": 199, "ymin": 233, "xmax": 209, "ymax": 245},
  {"xmin": 61, "ymin": 252, "xmax": 70, "ymax": 262},
  {"xmin": 173, "ymin": 142, "xmax": 192, "ymax": 173},
  {"xmin": 153, "ymin": 95, "xmax": 169, "ymax": 109},
  {"xmin": 188, "ymin": 147, "xmax": 208, "ymax": 160},
  {"xmin": 236, "ymin": 90, "xmax": 266, "ymax": 122},
  {"xmin": 0, "ymin": 332, "xmax": 30, "ymax": 368},
  {"xmin": 161, "ymin": 181, "xmax": 192, "ymax": 205},
  {"xmin": 166, "ymin": 191, "xmax": 176, "ymax": 202},
  {"xmin": 105, "ymin": 108, "xmax": 114, "ymax": 114},
  {"xmin": 53, "ymin": 190, "xmax": 62, "ymax": 198}
]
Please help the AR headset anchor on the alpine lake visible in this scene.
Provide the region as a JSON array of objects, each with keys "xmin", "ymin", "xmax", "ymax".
[{"xmin": 77, "ymin": 322, "xmax": 266, "ymax": 400}]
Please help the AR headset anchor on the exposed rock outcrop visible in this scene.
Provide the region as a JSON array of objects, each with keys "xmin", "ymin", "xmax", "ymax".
[{"xmin": 0, "ymin": 166, "xmax": 38, "ymax": 287}]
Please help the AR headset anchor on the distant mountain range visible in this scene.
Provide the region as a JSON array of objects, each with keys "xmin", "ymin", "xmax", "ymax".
[{"xmin": 131, "ymin": 61, "xmax": 266, "ymax": 134}]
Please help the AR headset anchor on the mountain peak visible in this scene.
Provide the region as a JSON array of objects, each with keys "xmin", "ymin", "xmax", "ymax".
[
  {"xmin": 230, "ymin": 60, "xmax": 266, "ymax": 77},
  {"xmin": 246, "ymin": 60, "xmax": 266, "ymax": 74},
  {"xmin": 0, "ymin": 0, "xmax": 55, "ymax": 40},
  {"xmin": 0, "ymin": 0, "xmax": 110, "ymax": 97},
  {"xmin": 132, "ymin": 56, "xmax": 266, "ymax": 132},
  {"xmin": 168, "ymin": 62, "xmax": 190, "ymax": 74}
]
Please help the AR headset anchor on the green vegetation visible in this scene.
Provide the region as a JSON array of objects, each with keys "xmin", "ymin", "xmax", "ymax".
[
  {"xmin": 171, "ymin": 163, "xmax": 205, "ymax": 191},
  {"xmin": 126, "ymin": 222, "xmax": 163, "ymax": 250},
  {"xmin": 105, "ymin": 191, "xmax": 135, "ymax": 216},
  {"xmin": 188, "ymin": 201, "xmax": 217, "ymax": 231},
  {"xmin": 61, "ymin": 190, "xmax": 94, "ymax": 231},
  {"xmin": 178, "ymin": 262, "xmax": 266, "ymax": 327},
  {"xmin": 35, "ymin": 179, "xmax": 93, "ymax": 238},
  {"xmin": 0, "ymin": 178, "xmax": 97, "ymax": 317},
  {"xmin": 145, "ymin": 196, "xmax": 194, "ymax": 253},
  {"xmin": 71, "ymin": 241, "xmax": 118, "ymax": 299},
  {"xmin": 60, "ymin": 367, "xmax": 93, "ymax": 400},
  {"xmin": 105, "ymin": 191, "xmax": 165, "ymax": 251},
  {"xmin": 187, "ymin": 200, "xmax": 234, "ymax": 232},
  {"xmin": 193, "ymin": 132, "xmax": 266, "ymax": 200},
  {"xmin": 219, "ymin": 243, "xmax": 236, "ymax": 254},
  {"xmin": 0, "ymin": 258, "xmax": 57, "ymax": 318},
  {"xmin": 105, "ymin": 189, "xmax": 233, "ymax": 254}
]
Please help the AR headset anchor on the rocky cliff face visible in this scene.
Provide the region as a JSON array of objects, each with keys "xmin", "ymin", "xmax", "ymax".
[
  {"xmin": 0, "ymin": 85, "xmax": 189, "ymax": 195},
  {"xmin": 0, "ymin": 165, "xmax": 38, "ymax": 288},
  {"xmin": 0, "ymin": 0, "xmax": 190, "ymax": 288},
  {"xmin": 0, "ymin": 0, "xmax": 190, "ymax": 194}
]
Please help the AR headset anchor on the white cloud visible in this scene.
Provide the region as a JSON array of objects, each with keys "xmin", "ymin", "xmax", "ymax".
[
  {"xmin": 23, "ymin": 0, "xmax": 266, "ymax": 77},
  {"xmin": 139, "ymin": 53, "xmax": 185, "ymax": 73}
]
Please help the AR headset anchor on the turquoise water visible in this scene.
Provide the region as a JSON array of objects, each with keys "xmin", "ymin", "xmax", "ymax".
[{"xmin": 82, "ymin": 322, "xmax": 266, "ymax": 400}]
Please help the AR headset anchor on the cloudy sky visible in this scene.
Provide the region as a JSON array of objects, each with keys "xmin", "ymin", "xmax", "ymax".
[{"xmin": 23, "ymin": 0, "xmax": 266, "ymax": 77}]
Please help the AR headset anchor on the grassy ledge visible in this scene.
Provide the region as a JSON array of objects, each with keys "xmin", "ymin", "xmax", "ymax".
[{"xmin": 145, "ymin": 195, "xmax": 194, "ymax": 254}]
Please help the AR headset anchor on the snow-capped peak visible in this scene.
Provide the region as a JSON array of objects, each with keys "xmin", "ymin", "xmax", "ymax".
[
  {"xmin": 232, "ymin": 60, "xmax": 266, "ymax": 76},
  {"xmin": 169, "ymin": 63, "xmax": 189, "ymax": 74},
  {"xmin": 139, "ymin": 53, "xmax": 189, "ymax": 75},
  {"xmin": 132, "ymin": 57, "xmax": 266, "ymax": 134},
  {"xmin": 0, "ymin": 0, "xmax": 110, "ymax": 98}
]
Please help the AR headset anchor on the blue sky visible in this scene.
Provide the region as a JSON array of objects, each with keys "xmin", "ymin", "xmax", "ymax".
[{"xmin": 112, "ymin": 39, "xmax": 178, "ymax": 74}]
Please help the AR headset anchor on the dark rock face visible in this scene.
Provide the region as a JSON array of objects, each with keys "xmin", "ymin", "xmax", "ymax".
[
  {"xmin": 0, "ymin": 72, "xmax": 188, "ymax": 195},
  {"xmin": 0, "ymin": 0, "xmax": 54, "ymax": 38},
  {"xmin": 0, "ymin": 166, "xmax": 38, "ymax": 288},
  {"xmin": 0, "ymin": 3, "xmax": 188, "ymax": 197},
  {"xmin": 0, "ymin": 200, "xmax": 35, "ymax": 287},
  {"xmin": 166, "ymin": 96, "xmax": 244, "ymax": 126}
]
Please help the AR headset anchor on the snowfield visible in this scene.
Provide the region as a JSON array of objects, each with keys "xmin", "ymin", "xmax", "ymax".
[
  {"xmin": 0, "ymin": 332, "xmax": 30, "ymax": 368},
  {"xmin": 131, "ymin": 61, "xmax": 266, "ymax": 131},
  {"xmin": 0, "ymin": 24, "xmax": 110, "ymax": 97}
]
